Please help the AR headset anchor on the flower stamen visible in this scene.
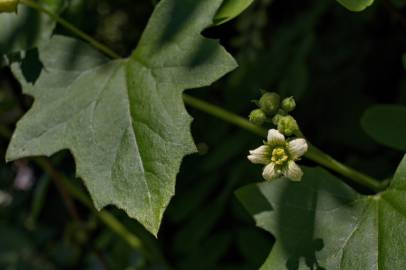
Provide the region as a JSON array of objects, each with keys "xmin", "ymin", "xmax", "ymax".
[
  {"xmin": 271, "ymin": 147, "xmax": 288, "ymax": 165},
  {"xmin": 248, "ymin": 129, "xmax": 308, "ymax": 182}
]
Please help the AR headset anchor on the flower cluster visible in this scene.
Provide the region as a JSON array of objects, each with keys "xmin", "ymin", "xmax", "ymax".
[
  {"xmin": 249, "ymin": 91, "xmax": 299, "ymax": 136},
  {"xmin": 248, "ymin": 129, "xmax": 308, "ymax": 182}
]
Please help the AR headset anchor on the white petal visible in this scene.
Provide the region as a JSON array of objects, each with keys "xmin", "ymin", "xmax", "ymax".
[
  {"xmin": 248, "ymin": 154, "xmax": 268, "ymax": 165},
  {"xmin": 284, "ymin": 161, "xmax": 303, "ymax": 182},
  {"xmin": 267, "ymin": 129, "xmax": 285, "ymax": 146},
  {"xmin": 262, "ymin": 163, "xmax": 278, "ymax": 181},
  {"xmin": 249, "ymin": 145, "xmax": 269, "ymax": 156},
  {"xmin": 248, "ymin": 145, "xmax": 269, "ymax": 164},
  {"xmin": 288, "ymin": 138, "xmax": 308, "ymax": 160}
]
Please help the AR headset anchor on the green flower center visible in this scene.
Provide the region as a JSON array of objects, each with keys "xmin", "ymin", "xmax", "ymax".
[{"xmin": 271, "ymin": 147, "xmax": 288, "ymax": 165}]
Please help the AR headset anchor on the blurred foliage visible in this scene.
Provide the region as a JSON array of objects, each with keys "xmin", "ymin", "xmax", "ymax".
[{"xmin": 0, "ymin": 0, "xmax": 406, "ymax": 269}]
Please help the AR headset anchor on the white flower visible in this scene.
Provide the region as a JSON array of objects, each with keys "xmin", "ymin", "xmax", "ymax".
[{"xmin": 247, "ymin": 129, "xmax": 308, "ymax": 181}]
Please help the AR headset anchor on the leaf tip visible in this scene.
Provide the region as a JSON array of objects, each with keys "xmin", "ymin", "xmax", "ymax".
[
  {"xmin": 336, "ymin": 0, "xmax": 374, "ymax": 12},
  {"xmin": 213, "ymin": 0, "xmax": 254, "ymax": 26}
]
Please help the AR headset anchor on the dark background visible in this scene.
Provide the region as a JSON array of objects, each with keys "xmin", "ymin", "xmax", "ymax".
[{"xmin": 0, "ymin": 0, "xmax": 405, "ymax": 269}]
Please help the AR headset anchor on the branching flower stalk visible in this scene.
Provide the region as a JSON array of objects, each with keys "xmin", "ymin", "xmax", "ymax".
[
  {"xmin": 246, "ymin": 91, "xmax": 388, "ymax": 191},
  {"xmin": 16, "ymin": 0, "xmax": 389, "ymax": 193}
]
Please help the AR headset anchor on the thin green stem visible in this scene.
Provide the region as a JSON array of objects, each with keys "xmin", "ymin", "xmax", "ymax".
[
  {"xmin": 305, "ymin": 146, "xmax": 388, "ymax": 192},
  {"xmin": 20, "ymin": 0, "xmax": 121, "ymax": 59},
  {"xmin": 183, "ymin": 94, "xmax": 267, "ymax": 138},
  {"xmin": 183, "ymin": 95, "xmax": 388, "ymax": 192},
  {"xmin": 18, "ymin": 0, "xmax": 388, "ymax": 192}
]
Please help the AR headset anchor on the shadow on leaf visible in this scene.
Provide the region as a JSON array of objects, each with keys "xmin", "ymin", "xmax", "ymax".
[
  {"xmin": 237, "ymin": 167, "xmax": 359, "ymax": 270},
  {"xmin": 0, "ymin": 7, "xmax": 43, "ymax": 55}
]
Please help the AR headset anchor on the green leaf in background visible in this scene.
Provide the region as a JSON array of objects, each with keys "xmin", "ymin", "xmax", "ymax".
[
  {"xmin": 0, "ymin": 225, "xmax": 54, "ymax": 269},
  {"xmin": 236, "ymin": 159, "xmax": 406, "ymax": 270},
  {"xmin": 336, "ymin": 0, "xmax": 374, "ymax": 11},
  {"xmin": 6, "ymin": 0, "xmax": 237, "ymax": 235},
  {"xmin": 391, "ymin": 0, "xmax": 406, "ymax": 8},
  {"xmin": 214, "ymin": 0, "xmax": 254, "ymax": 25},
  {"xmin": 0, "ymin": 0, "xmax": 64, "ymax": 57},
  {"xmin": 361, "ymin": 105, "xmax": 406, "ymax": 151}
]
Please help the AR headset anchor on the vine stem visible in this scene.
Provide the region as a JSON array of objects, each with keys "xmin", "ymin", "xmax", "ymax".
[
  {"xmin": 183, "ymin": 95, "xmax": 388, "ymax": 192},
  {"xmin": 20, "ymin": 0, "xmax": 120, "ymax": 59},
  {"xmin": 19, "ymin": 0, "xmax": 387, "ymax": 192}
]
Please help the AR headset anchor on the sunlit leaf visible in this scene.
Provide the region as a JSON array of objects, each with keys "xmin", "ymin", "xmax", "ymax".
[
  {"xmin": 214, "ymin": 0, "xmax": 254, "ymax": 25},
  {"xmin": 336, "ymin": 0, "xmax": 374, "ymax": 11}
]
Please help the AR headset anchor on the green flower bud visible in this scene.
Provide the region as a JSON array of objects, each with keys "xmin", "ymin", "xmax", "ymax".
[
  {"xmin": 0, "ymin": 0, "xmax": 19, "ymax": 13},
  {"xmin": 281, "ymin": 96, "xmax": 296, "ymax": 112},
  {"xmin": 271, "ymin": 110, "xmax": 288, "ymax": 125},
  {"xmin": 272, "ymin": 114, "xmax": 282, "ymax": 126},
  {"xmin": 259, "ymin": 92, "xmax": 280, "ymax": 115},
  {"xmin": 277, "ymin": 115, "xmax": 299, "ymax": 136},
  {"xmin": 249, "ymin": 109, "xmax": 267, "ymax": 126}
]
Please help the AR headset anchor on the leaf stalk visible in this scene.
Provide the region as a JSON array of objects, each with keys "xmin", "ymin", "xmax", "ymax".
[{"xmin": 182, "ymin": 95, "xmax": 388, "ymax": 192}]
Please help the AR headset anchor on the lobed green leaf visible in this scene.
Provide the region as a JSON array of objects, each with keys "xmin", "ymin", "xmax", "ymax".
[{"xmin": 6, "ymin": 0, "xmax": 237, "ymax": 235}]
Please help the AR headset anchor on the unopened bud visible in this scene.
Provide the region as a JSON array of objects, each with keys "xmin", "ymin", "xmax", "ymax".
[
  {"xmin": 259, "ymin": 92, "xmax": 280, "ymax": 115},
  {"xmin": 249, "ymin": 109, "xmax": 267, "ymax": 126},
  {"xmin": 271, "ymin": 110, "xmax": 288, "ymax": 125},
  {"xmin": 277, "ymin": 115, "xmax": 299, "ymax": 136},
  {"xmin": 272, "ymin": 114, "xmax": 281, "ymax": 126},
  {"xmin": 281, "ymin": 97, "xmax": 296, "ymax": 112},
  {"xmin": 0, "ymin": 0, "xmax": 19, "ymax": 13}
]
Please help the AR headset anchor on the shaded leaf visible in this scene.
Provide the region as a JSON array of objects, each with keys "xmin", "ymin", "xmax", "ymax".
[
  {"xmin": 361, "ymin": 105, "xmax": 406, "ymax": 151},
  {"xmin": 173, "ymin": 163, "xmax": 242, "ymax": 254},
  {"xmin": 177, "ymin": 233, "xmax": 232, "ymax": 270},
  {"xmin": 278, "ymin": 33, "xmax": 314, "ymax": 99},
  {"xmin": 237, "ymin": 160, "xmax": 406, "ymax": 270},
  {"xmin": 237, "ymin": 228, "xmax": 273, "ymax": 266},
  {"xmin": 7, "ymin": 0, "xmax": 237, "ymax": 235},
  {"xmin": 167, "ymin": 174, "xmax": 221, "ymax": 223},
  {"xmin": 0, "ymin": 0, "xmax": 64, "ymax": 57}
]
